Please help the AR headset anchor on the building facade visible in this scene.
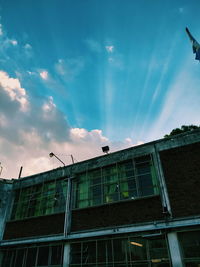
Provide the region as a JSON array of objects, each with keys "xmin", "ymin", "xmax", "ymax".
[{"xmin": 0, "ymin": 130, "xmax": 200, "ymax": 267}]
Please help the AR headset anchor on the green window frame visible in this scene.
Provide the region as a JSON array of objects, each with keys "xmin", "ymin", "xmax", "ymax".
[
  {"xmin": 73, "ymin": 155, "xmax": 159, "ymax": 209},
  {"xmin": 11, "ymin": 179, "xmax": 67, "ymax": 220}
]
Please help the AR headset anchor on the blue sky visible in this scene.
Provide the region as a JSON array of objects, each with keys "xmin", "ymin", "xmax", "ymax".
[{"xmin": 0, "ymin": 0, "xmax": 200, "ymax": 178}]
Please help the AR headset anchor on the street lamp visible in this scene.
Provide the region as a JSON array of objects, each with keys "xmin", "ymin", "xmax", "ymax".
[{"xmin": 49, "ymin": 152, "xmax": 65, "ymax": 166}]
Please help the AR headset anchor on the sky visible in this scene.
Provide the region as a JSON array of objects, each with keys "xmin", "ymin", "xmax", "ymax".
[{"xmin": 0, "ymin": 0, "xmax": 200, "ymax": 178}]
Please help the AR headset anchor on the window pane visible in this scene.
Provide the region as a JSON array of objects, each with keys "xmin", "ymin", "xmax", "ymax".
[
  {"xmin": 55, "ymin": 180, "xmax": 67, "ymax": 212},
  {"xmin": 135, "ymin": 156, "xmax": 158, "ymax": 197},
  {"xmin": 51, "ymin": 245, "xmax": 63, "ymax": 265},
  {"xmin": 185, "ymin": 262, "xmax": 200, "ymax": 267},
  {"xmin": 10, "ymin": 190, "xmax": 20, "ymax": 220},
  {"xmin": 152, "ymin": 263, "xmax": 171, "ymax": 267},
  {"xmin": 70, "ymin": 243, "xmax": 82, "ymax": 264},
  {"xmin": 138, "ymin": 174, "xmax": 154, "ymax": 196},
  {"xmin": 104, "ymin": 183, "xmax": 119, "ymax": 203},
  {"xmin": 129, "ymin": 237, "xmax": 147, "ymax": 262},
  {"xmin": 82, "ymin": 241, "xmax": 96, "ymax": 264},
  {"xmin": 14, "ymin": 249, "xmax": 25, "ymax": 267},
  {"xmin": 91, "ymin": 184, "xmax": 102, "ymax": 205},
  {"xmin": 179, "ymin": 231, "xmax": 200, "ymax": 258},
  {"xmin": 97, "ymin": 240, "xmax": 107, "ymax": 263},
  {"xmin": 37, "ymin": 246, "xmax": 49, "ymax": 266},
  {"xmin": 149, "ymin": 238, "xmax": 169, "ymax": 260},
  {"xmin": 25, "ymin": 247, "xmax": 37, "ymax": 267},
  {"xmin": 113, "ymin": 238, "xmax": 129, "ymax": 263},
  {"xmin": 1, "ymin": 250, "xmax": 14, "ymax": 267},
  {"xmin": 97, "ymin": 240, "xmax": 112, "ymax": 264}
]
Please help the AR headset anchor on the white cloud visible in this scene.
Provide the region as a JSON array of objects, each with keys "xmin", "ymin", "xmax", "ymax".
[
  {"xmin": 105, "ymin": 45, "xmax": 114, "ymax": 53},
  {"xmin": 85, "ymin": 39, "xmax": 102, "ymax": 53},
  {"xmin": 0, "ymin": 71, "xmax": 136, "ymax": 178},
  {"xmin": 70, "ymin": 128, "xmax": 108, "ymax": 143},
  {"xmin": 0, "ymin": 71, "xmax": 29, "ymax": 111},
  {"xmin": 24, "ymin": 43, "xmax": 32, "ymax": 49},
  {"xmin": 55, "ymin": 57, "xmax": 84, "ymax": 80},
  {"xmin": 0, "ymin": 114, "xmax": 7, "ymax": 127},
  {"xmin": 10, "ymin": 39, "xmax": 18, "ymax": 46},
  {"xmin": 0, "ymin": 24, "xmax": 3, "ymax": 36},
  {"xmin": 0, "ymin": 22, "xmax": 34, "ymax": 64},
  {"xmin": 40, "ymin": 70, "xmax": 49, "ymax": 80}
]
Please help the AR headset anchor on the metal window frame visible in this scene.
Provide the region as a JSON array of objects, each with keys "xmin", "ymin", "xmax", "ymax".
[
  {"xmin": 10, "ymin": 178, "xmax": 68, "ymax": 221},
  {"xmin": 0, "ymin": 243, "xmax": 64, "ymax": 267},
  {"xmin": 72, "ymin": 154, "xmax": 159, "ymax": 210},
  {"xmin": 69, "ymin": 234, "xmax": 171, "ymax": 266}
]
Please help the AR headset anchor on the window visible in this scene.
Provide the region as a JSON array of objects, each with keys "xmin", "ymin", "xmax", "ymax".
[
  {"xmin": 73, "ymin": 155, "xmax": 159, "ymax": 209},
  {"xmin": 179, "ymin": 231, "xmax": 200, "ymax": 266},
  {"xmin": 11, "ymin": 179, "xmax": 67, "ymax": 220},
  {"xmin": 0, "ymin": 244, "xmax": 64, "ymax": 267},
  {"xmin": 70, "ymin": 235, "xmax": 171, "ymax": 266}
]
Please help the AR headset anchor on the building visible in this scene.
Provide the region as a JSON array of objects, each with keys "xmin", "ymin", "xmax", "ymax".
[{"xmin": 0, "ymin": 130, "xmax": 200, "ymax": 267}]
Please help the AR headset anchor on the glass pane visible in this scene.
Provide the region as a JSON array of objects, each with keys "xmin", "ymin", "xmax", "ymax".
[
  {"xmin": 113, "ymin": 238, "xmax": 129, "ymax": 263},
  {"xmin": 89, "ymin": 170, "xmax": 101, "ymax": 182},
  {"xmin": 51, "ymin": 245, "xmax": 63, "ymax": 265},
  {"xmin": 76, "ymin": 177, "xmax": 90, "ymax": 208},
  {"xmin": 179, "ymin": 231, "xmax": 200, "ymax": 258},
  {"xmin": 104, "ymin": 187, "xmax": 119, "ymax": 203},
  {"xmin": 82, "ymin": 242, "xmax": 96, "ymax": 264},
  {"xmin": 25, "ymin": 247, "xmax": 37, "ymax": 267},
  {"xmin": 91, "ymin": 184, "xmax": 102, "ymax": 205},
  {"xmin": 1, "ymin": 250, "xmax": 14, "ymax": 267},
  {"xmin": 152, "ymin": 263, "xmax": 171, "ymax": 267},
  {"xmin": 103, "ymin": 166, "xmax": 118, "ymax": 184},
  {"xmin": 55, "ymin": 180, "xmax": 67, "ymax": 212},
  {"xmin": 185, "ymin": 262, "xmax": 200, "ymax": 267},
  {"xmin": 14, "ymin": 249, "xmax": 25, "ymax": 266},
  {"xmin": 106, "ymin": 240, "xmax": 113, "ymax": 263},
  {"xmin": 135, "ymin": 155, "xmax": 151, "ymax": 164},
  {"xmin": 97, "ymin": 240, "xmax": 107, "ymax": 263},
  {"xmin": 138, "ymin": 174, "xmax": 154, "ymax": 196},
  {"xmin": 137, "ymin": 164, "xmax": 151, "ymax": 175},
  {"xmin": 37, "ymin": 246, "xmax": 49, "ymax": 266},
  {"xmin": 149, "ymin": 238, "xmax": 169, "ymax": 260},
  {"xmin": 129, "ymin": 237, "xmax": 147, "ymax": 262},
  {"xmin": 11, "ymin": 190, "xmax": 20, "ymax": 220},
  {"xmin": 70, "ymin": 243, "xmax": 82, "ymax": 264}
]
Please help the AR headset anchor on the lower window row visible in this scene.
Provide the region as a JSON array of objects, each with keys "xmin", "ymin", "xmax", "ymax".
[
  {"xmin": 1, "ymin": 231, "xmax": 200, "ymax": 267},
  {"xmin": 0, "ymin": 244, "xmax": 63, "ymax": 267},
  {"xmin": 70, "ymin": 235, "xmax": 170, "ymax": 267}
]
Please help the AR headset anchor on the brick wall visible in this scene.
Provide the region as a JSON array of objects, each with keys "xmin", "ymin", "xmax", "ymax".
[
  {"xmin": 3, "ymin": 213, "xmax": 65, "ymax": 240},
  {"xmin": 160, "ymin": 142, "xmax": 200, "ymax": 217},
  {"xmin": 71, "ymin": 196, "xmax": 163, "ymax": 232}
]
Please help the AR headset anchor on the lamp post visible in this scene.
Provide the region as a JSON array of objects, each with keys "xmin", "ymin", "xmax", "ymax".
[{"xmin": 49, "ymin": 152, "xmax": 65, "ymax": 166}]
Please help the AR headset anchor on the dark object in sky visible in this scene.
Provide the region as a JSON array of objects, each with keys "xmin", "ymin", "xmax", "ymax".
[
  {"xmin": 185, "ymin": 27, "xmax": 200, "ymax": 61},
  {"xmin": 102, "ymin": 145, "xmax": 109, "ymax": 154}
]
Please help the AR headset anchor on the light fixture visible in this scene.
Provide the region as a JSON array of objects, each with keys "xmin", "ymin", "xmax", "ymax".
[
  {"xmin": 151, "ymin": 259, "xmax": 162, "ymax": 263},
  {"xmin": 49, "ymin": 152, "xmax": 65, "ymax": 166},
  {"xmin": 102, "ymin": 146, "xmax": 109, "ymax": 154},
  {"xmin": 49, "ymin": 152, "xmax": 54, "ymax": 158},
  {"xmin": 130, "ymin": 241, "xmax": 143, "ymax": 247}
]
